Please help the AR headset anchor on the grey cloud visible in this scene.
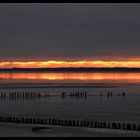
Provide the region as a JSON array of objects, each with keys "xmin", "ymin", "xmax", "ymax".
[{"xmin": 0, "ymin": 3, "xmax": 140, "ymax": 60}]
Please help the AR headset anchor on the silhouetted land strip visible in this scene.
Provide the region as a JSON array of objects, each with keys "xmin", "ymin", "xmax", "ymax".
[{"xmin": 1, "ymin": 68, "xmax": 140, "ymax": 72}]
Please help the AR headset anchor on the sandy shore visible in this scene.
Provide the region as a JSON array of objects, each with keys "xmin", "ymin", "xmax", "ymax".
[{"xmin": 0, "ymin": 123, "xmax": 140, "ymax": 137}]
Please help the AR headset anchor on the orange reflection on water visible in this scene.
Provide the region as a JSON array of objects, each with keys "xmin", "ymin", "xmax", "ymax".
[{"xmin": 0, "ymin": 72, "xmax": 140, "ymax": 82}]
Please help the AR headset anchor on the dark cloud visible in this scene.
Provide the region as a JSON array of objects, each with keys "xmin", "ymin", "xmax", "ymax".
[{"xmin": 0, "ymin": 3, "xmax": 140, "ymax": 60}]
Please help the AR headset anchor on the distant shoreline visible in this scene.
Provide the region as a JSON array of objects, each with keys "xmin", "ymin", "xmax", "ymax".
[{"xmin": 0, "ymin": 68, "xmax": 140, "ymax": 73}]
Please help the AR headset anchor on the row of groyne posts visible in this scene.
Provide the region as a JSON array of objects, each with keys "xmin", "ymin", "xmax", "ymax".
[
  {"xmin": 61, "ymin": 91, "xmax": 126, "ymax": 98},
  {"xmin": 61, "ymin": 91, "xmax": 87, "ymax": 99},
  {"xmin": 0, "ymin": 91, "xmax": 126, "ymax": 100},
  {"xmin": 100, "ymin": 91, "xmax": 126, "ymax": 98},
  {"xmin": 0, "ymin": 91, "xmax": 88, "ymax": 100},
  {"xmin": 0, "ymin": 92, "xmax": 42, "ymax": 100},
  {"xmin": 0, "ymin": 115, "xmax": 139, "ymax": 131}
]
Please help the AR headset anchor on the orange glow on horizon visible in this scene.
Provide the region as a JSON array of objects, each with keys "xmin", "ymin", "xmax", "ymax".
[{"xmin": 1, "ymin": 60, "xmax": 140, "ymax": 68}]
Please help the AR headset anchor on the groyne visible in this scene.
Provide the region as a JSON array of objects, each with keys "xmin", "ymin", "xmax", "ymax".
[{"xmin": 0, "ymin": 115, "xmax": 139, "ymax": 131}]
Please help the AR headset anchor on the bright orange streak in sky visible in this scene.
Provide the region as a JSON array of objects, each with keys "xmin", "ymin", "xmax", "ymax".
[{"xmin": 1, "ymin": 60, "xmax": 140, "ymax": 68}]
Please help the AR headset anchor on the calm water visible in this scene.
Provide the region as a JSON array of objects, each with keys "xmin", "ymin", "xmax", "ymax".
[{"xmin": 0, "ymin": 72, "xmax": 140, "ymax": 124}]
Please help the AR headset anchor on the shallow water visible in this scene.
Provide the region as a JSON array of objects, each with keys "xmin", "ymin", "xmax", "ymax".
[{"xmin": 0, "ymin": 72, "xmax": 140, "ymax": 136}]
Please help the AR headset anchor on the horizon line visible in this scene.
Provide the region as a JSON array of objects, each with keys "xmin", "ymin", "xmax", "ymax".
[{"xmin": 1, "ymin": 67, "xmax": 140, "ymax": 72}]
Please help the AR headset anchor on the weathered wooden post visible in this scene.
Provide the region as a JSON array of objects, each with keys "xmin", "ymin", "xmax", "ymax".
[
  {"xmin": 100, "ymin": 92, "xmax": 102, "ymax": 97},
  {"xmin": 21, "ymin": 117, "xmax": 25, "ymax": 123},
  {"xmin": 27, "ymin": 118, "xmax": 30, "ymax": 124},
  {"xmin": 43, "ymin": 118, "xmax": 47, "ymax": 125},
  {"xmin": 32, "ymin": 118, "xmax": 35, "ymax": 124},
  {"xmin": 5, "ymin": 116, "xmax": 7, "ymax": 122},
  {"xmin": 51, "ymin": 119, "xmax": 54, "ymax": 125},
  {"xmin": 111, "ymin": 92, "xmax": 112, "ymax": 97},
  {"xmin": 11, "ymin": 117, "xmax": 14, "ymax": 123},
  {"xmin": 73, "ymin": 120, "xmax": 75, "ymax": 126},
  {"xmin": 60, "ymin": 120, "xmax": 63, "ymax": 126},
  {"xmin": 122, "ymin": 92, "xmax": 126, "ymax": 97},
  {"xmin": 7, "ymin": 117, "xmax": 10, "ymax": 122},
  {"xmin": 103, "ymin": 122, "xmax": 107, "ymax": 128},
  {"xmin": 81, "ymin": 120, "xmax": 84, "ymax": 127},
  {"xmin": 2, "ymin": 116, "xmax": 5, "ymax": 122},
  {"xmin": 52, "ymin": 119, "xmax": 56, "ymax": 125},
  {"xmin": 107, "ymin": 92, "xmax": 110, "ymax": 97},
  {"xmin": 126, "ymin": 123, "xmax": 131, "ymax": 130},
  {"xmin": 117, "ymin": 123, "xmax": 121, "ymax": 129},
  {"xmin": 48, "ymin": 118, "xmax": 51, "ymax": 125},
  {"xmin": 24, "ymin": 118, "xmax": 27, "ymax": 123},
  {"xmin": 89, "ymin": 121, "xmax": 93, "ymax": 128},
  {"xmin": 57, "ymin": 120, "xmax": 60, "ymax": 125},
  {"xmin": 112, "ymin": 122, "xmax": 117, "ymax": 129},
  {"xmin": 55, "ymin": 119, "xmax": 58, "ymax": 125},
  {"xmin": 83, "ymin": 121, "xmax": 86, "ymax": 127},
  {"xmin": 80, "ymin": 120, "xmax": 83, "ymax": 127},
  {"xmin": 87, "ymin": 121, "xmax": 90, "ymax": 127},
  {"xmin": 16, "ymin": 117, "xmax": 20, "ymax": 123},
  {"xmin": 35, "ymin": 118, "xmax": 38, "ymax": 124},
  {"xmin": 86, "ymin": 121, "xmax": 89, "ymax": 127},
  {"xmin": 36, "ymin": 118, "xmax": 39, "ymax": 124},
  {"xmin": 6, "ymin": 117, "xmax": 10, "ymax": 123},
  {"xmin": 132, "ymin": 123, "xmax": 136, "ymax": 130},
  {"xmin": 137, "ymin": 124, "xmax": 140, "ymax": 131},
  {"xmin": 9, "ymin": 117, "xmax": 12, "ymax": 123},
  {"xmin": 94, "ymin": 121, "xmax": 97, "ymax": 128},
  {"xmin": 97, "ymin": 122, "xmax": 100, "ymax": 128},
  {"xmin": 98, "ymin": 122, "xmax": 102, "ymax": 128},
  {"xmin": 68, "ymin": 120, "xmax": 72, "ymax": 126},
  {"xmin": 76, "ymin": 120, "xmax": 79, "ymax": 127},
  {"xmin": 41, "ymin": 118, "xmax": 44, "ymax": 124},
  {"xmin": 122, "ymin": 123, "xmax": 126, "ymax": 130},
  {"xmin": 63, "ymin": 119, "xmax": 66, "ymax": 126}
]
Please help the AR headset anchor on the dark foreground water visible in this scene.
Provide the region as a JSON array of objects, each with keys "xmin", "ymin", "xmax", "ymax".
[{"xmin": 0, "ymin": 72, "xmax": 140, "ymax": 137}]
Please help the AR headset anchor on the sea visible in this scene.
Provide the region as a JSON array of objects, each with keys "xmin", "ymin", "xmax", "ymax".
[{"xmin": 0, "ymin": 71, "xmax": 140, "ymax": 137}]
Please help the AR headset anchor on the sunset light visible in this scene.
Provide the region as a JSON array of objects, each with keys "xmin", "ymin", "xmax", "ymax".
[
  {"xmin": 0, "ymin": 72, "xmax": 140, "ymax": 83},
  {"xmin": 1, "ymin": 60, "xmax": 140, "ymax": 68}
]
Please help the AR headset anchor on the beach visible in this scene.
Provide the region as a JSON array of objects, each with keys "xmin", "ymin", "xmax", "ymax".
[{"xmin": 0, "ymin": 123, "xmax": 140, "ymax": 137}]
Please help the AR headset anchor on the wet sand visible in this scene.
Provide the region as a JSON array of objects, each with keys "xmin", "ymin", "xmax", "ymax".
[{"xmin": 0, "ymin": 123, "xmax": 140, "ymax": 137}]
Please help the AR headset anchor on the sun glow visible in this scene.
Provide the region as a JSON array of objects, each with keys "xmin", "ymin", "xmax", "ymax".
[{"xmin": 0, "ymin": 60, "xmax": 140, "ymax": 68}]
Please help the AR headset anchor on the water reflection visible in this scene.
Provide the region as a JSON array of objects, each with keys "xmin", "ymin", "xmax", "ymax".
[{"xmin": 0, "ymin": 72, "xmax": 140, "ymax": 83}]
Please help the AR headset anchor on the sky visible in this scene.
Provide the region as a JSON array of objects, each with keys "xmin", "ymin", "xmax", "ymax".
[{"xmin": 0, "ymin": 3, "xmax": 140, "ymax": 68}]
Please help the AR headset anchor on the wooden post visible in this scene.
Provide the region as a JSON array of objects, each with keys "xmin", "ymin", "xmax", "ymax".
[
  {"xmin": 64, "ymin": 120, "xmax": 67, "ymax": 126},
  {"xmin": 49, "ymin": 118, "xmax": 51, "ymax": 125},
  {"xmin": 137, "ymin": 124, "xmax": 140, "ymax": 131},
  {"xmin": 94, "ymin": 121, "xmax": 97, "ymax": 128},
  {"xmin": 80, "ymin": 121, "xmax": 83, "ymax": 127},
  {"xmin": 45, "ymin": 118, "xmax": 48, "ymax": 125},
  {"xmin": 76, "ymin": 120, "xmax": 79, "ymax": 127},
  {"xmin": 90, "ymin": 121, "xmax": 93, "ymax": 128},
  {"xmin": 126, "ymin": 123, "xmax": 131, "ymax": 130},
  {"xmin": 103, "ymin": 122, "xmax": 107, "ymax": 128},
  {"xmin": 73, "ymin": 120, "xmax": 75, "ymax": 126},
  {"xmin": 122, "ymin": 123, "xmax": 126, "ymax": 130},
  {"xmin": 132, "ymin": 123, "xmax": 136, "ymax": 130},
  {"xmin": 118, "ymin": 123, "xmax": 121, "ymax": 129},
  {"xmin": 112, "ymin": 122, "xmax": 117, "ymax": 129}
]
